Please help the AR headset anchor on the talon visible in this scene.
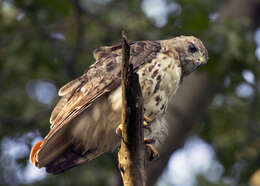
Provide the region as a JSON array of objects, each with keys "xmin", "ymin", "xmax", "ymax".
[
  {"xmin": 144, "ymin": 138, "xmax": 159, "ymax": 161},
  {"xmin": 143, "ymin": 115, "xmax": 152, "ymax": 135},
  {"xmin": 143, "ymin": 121, "xmax": 152, "ymax": 135},
  {"xmin": 146, "ymin": 143, "xmax": 160, "ymax": 161},
  {"xmin": 144, "ymin": 138, "xmax": 155, "ymax": 144},
  {"xmin": 144, "ymin": 115, "xmax": 152, "ymax": 123},
  {"xmin": 116, "ymin": 124, "xmax": 123, "ymax": 137},
  {"xmin": 143, "ymin": 121, "xmax": 151, "ymax": 128}
]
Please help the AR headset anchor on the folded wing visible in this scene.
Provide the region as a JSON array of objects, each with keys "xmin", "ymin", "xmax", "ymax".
[{"xmin": 30, "ymin": 40, "xmax": 161, "ymax": 173}]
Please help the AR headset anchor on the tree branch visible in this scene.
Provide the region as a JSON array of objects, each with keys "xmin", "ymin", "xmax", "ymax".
[{"xmin": 117, "ymin": 31, "xmax": 146, "ymax": 186}]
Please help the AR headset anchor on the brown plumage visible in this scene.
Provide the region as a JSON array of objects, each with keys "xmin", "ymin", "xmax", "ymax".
[{"xmin": 30, "ymin": 36, "xmax": 208, "ymax": 174}]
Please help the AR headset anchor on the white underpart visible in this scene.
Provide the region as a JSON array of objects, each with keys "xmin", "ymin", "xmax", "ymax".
[
  {"xmin": 109, "ymin": 52, "xmax": 182, "ymax": 147},
  {"xmin": 92, "ymin": 103, "xmax": 101, "ymax": 122},
  {"xmin": 139, "ymin": 52, "xmax": 181, "ymax": 147},
  {"xmin": 109, "ymin": 87, "xmax": 122, "ymax": 111},
  {"xmin": 138, "ymin": 52, "xmax": 181, "ymax": 117}
]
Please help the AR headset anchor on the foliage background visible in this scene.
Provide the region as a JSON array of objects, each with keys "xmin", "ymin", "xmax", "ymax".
[{"xmin": 0, "ymin": 0, "xmax": 260, "ymax": 185}]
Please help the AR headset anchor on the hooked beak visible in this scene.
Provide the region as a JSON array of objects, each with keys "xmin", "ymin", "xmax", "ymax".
[
  {"xmin": 196, "ymin": 56, "xmax": 207, "ymax": 67},
  {"xmin": 198, "ymin": 56, "xmax": 207, "ymax": 64}
]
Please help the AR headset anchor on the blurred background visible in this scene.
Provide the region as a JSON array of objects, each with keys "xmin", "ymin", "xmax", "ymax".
[{"xmin": 0, "ymin": 0, "xmax": 260, "ymax": 185}]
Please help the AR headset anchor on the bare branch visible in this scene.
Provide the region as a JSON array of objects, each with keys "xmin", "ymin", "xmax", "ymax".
[{"xmin": 117, "ymin": 31, "xmax": 146, "ymax": 186}]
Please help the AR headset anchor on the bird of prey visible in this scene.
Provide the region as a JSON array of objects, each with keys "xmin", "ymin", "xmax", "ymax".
[{"xmin": 30, "ymin": 35, "xmax": 208, "ymax": 174}]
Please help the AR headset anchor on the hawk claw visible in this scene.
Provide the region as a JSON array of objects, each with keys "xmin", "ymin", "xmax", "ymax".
[
  {"xmin": 144, "ymin": 138, "xmax": 160, "ymax": 161},
  {"xmin": 144, "ymin": 115, "xmax": 152, "ymax": 123},
  {"xmin": 117, "ymin": 117, "xmax": 159, "ymax": 161},
  {"xmin": 143, "ymin": 121, "xmax": 151, "ymax": 129},
  {"xmin": 143, "ymin": 115, "xmax": 152, "ymax": 135},
  {"xmin": 144, "ymin": 138, "xmax": 155, "ymax": 144},
  {"xmin": 117, "ymin": 115, "xmax": 152, "ymax": 137}
]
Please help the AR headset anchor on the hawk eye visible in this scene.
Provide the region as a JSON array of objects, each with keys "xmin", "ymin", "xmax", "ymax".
[{"xmin": 188, "ymin": 44, "xmax": 198, "ymax": 53}]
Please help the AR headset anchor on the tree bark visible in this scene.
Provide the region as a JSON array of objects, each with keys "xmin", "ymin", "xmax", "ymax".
[{"xmin": 117, "ymin": 31, "xmax": 146, "ymax": 186}]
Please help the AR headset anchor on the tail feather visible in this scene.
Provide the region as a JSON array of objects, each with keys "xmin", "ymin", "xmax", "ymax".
[
  {"xmin": 45, "ymin": 146, "xmax": 101, "ymax": 174},
  {"xmin": 30, "ymin": 141, "xmax": 43, "ymax": 166},
  {"xmin": 45, "ymin": 146, "xmax": 87, "ymax": 174}
]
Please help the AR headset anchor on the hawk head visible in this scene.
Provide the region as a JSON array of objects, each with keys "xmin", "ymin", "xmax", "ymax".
[{"xmin": 169, "ymin": 36, "xmax": 208, "ymax": 76}]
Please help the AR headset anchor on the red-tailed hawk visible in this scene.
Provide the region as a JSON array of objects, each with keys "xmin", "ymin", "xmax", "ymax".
[{"xmin": 30, "ymin": 36, "xmax": 208, "ymax": 174}]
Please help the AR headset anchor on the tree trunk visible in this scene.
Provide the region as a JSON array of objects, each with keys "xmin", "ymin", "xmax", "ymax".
[{"xmin": 118, "ymin": 32, "xmax": 146, "ymax": 186}]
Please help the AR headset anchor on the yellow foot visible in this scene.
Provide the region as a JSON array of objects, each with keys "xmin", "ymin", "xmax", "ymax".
[
  {"xmin": 117, "ymin": 115, "xmax": 152, "ymax": 135},
  {"xmin": 144, "ymin": 115, "xmax": 152, "ymax": 123},
  {"xmin": 144, "ymin": 138, "xmax": 160, "ymax": 161},
  {"xmin": 143, "ymin": 115, "xmax": 152, "ymax": 134}
]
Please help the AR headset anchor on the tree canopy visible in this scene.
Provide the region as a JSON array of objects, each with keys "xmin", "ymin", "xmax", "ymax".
[{"xmin": 0, "ymin": 0, "xmax": 259, "ymax": 185}]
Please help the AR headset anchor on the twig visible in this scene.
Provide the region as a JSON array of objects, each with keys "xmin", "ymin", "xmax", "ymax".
[{"xmin": 117, "ymin": 31, "xmax": 146, "ymax": 186}]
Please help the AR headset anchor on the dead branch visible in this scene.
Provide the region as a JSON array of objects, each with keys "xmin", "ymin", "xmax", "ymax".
[{"xmin": 117, "ymin": 31, "xmax": 146, "ymax": 186}]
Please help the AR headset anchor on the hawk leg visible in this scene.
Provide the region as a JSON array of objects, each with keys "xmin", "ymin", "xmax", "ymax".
[
  {"xmin": 116, "ymin": 127, "xmax": 160, "ymax": 161},
  {"xmin": 144, "ymin": 138, "xmax": 160, "ymax": 161},
  {"xmin": 116, "ymin": 114, "xmax": 153, "ymax": 137},
  {"xmin": 116, "ymin": 115, "xmax": 159, "ymax": 161},
  {"xmin": 143, "ymin": 115, "xmax": 152, "ymax": 133}
]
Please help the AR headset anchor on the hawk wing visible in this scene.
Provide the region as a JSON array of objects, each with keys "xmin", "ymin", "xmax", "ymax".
[
  {"xmin": 30, "ymin": 40, "xmax": 161, "ymax": 172},
  {"xmin": 49, "ymin": 40, "xmax": 161, "ymax": 139}
]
